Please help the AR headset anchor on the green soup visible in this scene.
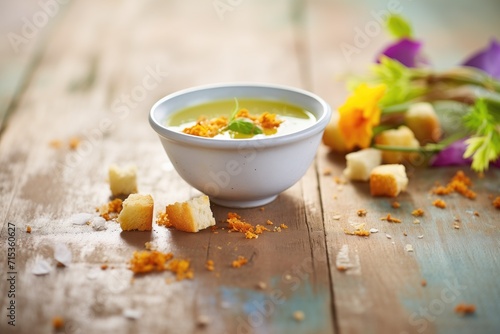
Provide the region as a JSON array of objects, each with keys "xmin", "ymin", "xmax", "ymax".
[{"xmin": 167, "ymin": 99, "xmax": 316, "ymax": 139}]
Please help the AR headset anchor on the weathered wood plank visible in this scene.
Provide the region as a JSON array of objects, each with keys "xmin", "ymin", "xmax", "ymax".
[
  {"xmin": 0, "ymin": 0, "xmax": 334, "ymax": 333},
  {"xmin": 0, "ymin": 0, "xmax": 70, "ymax": 130},
  {"xmin": 306, "ymin": 0, "xmax": 500, "ymax": 333}
]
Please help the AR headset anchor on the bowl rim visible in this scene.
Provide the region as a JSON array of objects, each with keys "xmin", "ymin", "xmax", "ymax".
[{"xmin": 149, "ymin": 82, "xmax": 331, "ymax": 148}]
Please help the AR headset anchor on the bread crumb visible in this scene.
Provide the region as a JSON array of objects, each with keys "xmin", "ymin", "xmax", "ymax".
[
  {"xmin": 156, "ymin": 210, "xmax": 171, "ymax": 227},
  {"xmin": 260, "ymin": 207, "xmax": 265, "ymax": 211},
  {"xmin": 232, "ymin": 256, "xmax": 248, "ymax": 268},
  {"xmin": 196, "ymin": 314, "xmax": 211, "ymax": 327},
  {"xmin": 453, "ymin": 223, "xmax": 460, "ymax": 230},
  {"xmin": 421, "ymin": 279, "xmax": 427, "ymax": 287},
  {"xmin": 280, "ymin": 223, "xmax": 288, "ymax": 229},
  {"xmin": 206, "ymin": 260, "xmax": 215, "ymax": 272},
  {"xmin": 413, "ymin": 219, "xmax": 421, "ymax": 224},
  {"xmin": 432, "ymin": 199, "xmax": 446, "ymax": 209},
  {"xmin": 357, "ymin": 209, "xmax": 367, "ymax": 217},
  {"xmin": 336, "ymin": 265, "xmax": 348, "ymax": 272},
  {"xmin": 493, "ymin": 196, "xmax": 500, "ymax": 209},
  {"xmin": 49, "ymin": 139, "xmax": 63, "ymax": 148},
  {"xmin": 245, "ymin": 230, "xmax": 258, "ymax": 239},
  {"xmin": 332, "ymin": 214, "xmax": 342, "ymax": 220},
  {"xmin": 98, "ymin": 198, "xmax": 123, "ymax": 221},
  {"xmin": 293, "ymin": 310, "xmax": 305, "ymax": 322},
  {"xmin": 101, "ymin": 264, "xmax": 108, "ymax": 270},
  {"xmin": 380, "ymin": 213, "xmax": 401, "ymax": 223},
  {"xmin": 405, "ymin": 244, "xmax": 414, "ymax": 252},
  {"xmin": 323, "ymin": 168, "xmax": 332, "ymax": 176},
  {"xmin": 26, "ymin": 225, "xmax": 32, "ymax": 233},
  {"xmin": 144, "ymin": 241, "xmax": 157, "ymax": 251},
  {"xmin": 266, "ymin": 220, "xmax": 273, "ymax": 225},
  {"xmin": 273, "ymin": 226, "xmax": 282, "ymax": 233},
  {"xmin": 412, "ymin": 208, "xmax": 424, "ymax": 217},
  {"xmin": 256, "ymin": 281, "xmax": 267, "ymax": 290},
  {"xmin": 69, "ymin": 137, "xmax": 81, "ymax": 150},
  {"xmin": 454, "ymin": 303, "xmax": 476, "ymax": 315},
  {"xmin": 391, "ymin": 201, "xmax": 400, "ymax": 209},
  {"xmin": 52, "ymin": 316, "xmax": 64, "ymax": 330}
]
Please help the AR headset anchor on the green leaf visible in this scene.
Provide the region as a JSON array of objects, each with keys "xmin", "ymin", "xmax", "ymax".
[
  {"xmin": 227, "ymin": 118, "xmax": 263, "ymax": 135},
  {"xmin": 386, "ymin": 14, "xmax": 413, "ymax": 39}
]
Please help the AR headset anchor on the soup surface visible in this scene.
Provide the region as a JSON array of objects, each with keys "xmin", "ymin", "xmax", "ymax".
[{"xmin": 167, "ymin": 99, "xmax": 316, "ymax": 139}]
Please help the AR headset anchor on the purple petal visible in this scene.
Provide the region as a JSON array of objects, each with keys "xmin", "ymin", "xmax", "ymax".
[
  {"xmin": 377, "ymin": 38, "xmax": 424, "ymax": 68},
  {"xmin": 430, "ymin": 139, "xmax": 472, "ymax": 167},
  {"xmin": 462, "ymin": 39, "xmax": 500, "ymax": 80},
  {"xmin": 430, "ymin": 138, "xmax": 500, "ymax": 168}
]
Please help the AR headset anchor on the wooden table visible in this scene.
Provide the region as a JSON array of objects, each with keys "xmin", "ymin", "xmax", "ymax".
[{"xmin": 1, "ymin": 1, "xmax": 499, "ymax": 333}]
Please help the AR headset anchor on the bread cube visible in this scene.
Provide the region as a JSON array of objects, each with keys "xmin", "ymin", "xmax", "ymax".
[
  {"xmin": 117, "ymin": 194, "xmax": 154, "ymax": 231},
  {"xmin": 343, "ymin": 148, "xmax": 382, "ymax": 181},
  {"xmin": 166, "ymin": 195, "xmax": 215, "ymax": 232},
  {"xmin": 375, "ymin": 126, "xmax": 419, "ymax": 164},
  {"xmin": 109, "ymin": 164, "xmax": 138, "ymax": 197},
  {"xmin": 370, "ymin": 164, "xmax": 408, "ymax": 197},
  {"xmin": 405, "ymin": 102, "xmax": 441, "ymax": 144},
  {"xmin": 322, "ymin": 113, "xmax": 352, "ymax": 153}
]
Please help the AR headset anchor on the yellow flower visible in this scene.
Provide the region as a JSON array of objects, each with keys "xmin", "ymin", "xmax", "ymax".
[{"xmin": 338, "ymin": 83, "xmax": 386, "ymax": 150}]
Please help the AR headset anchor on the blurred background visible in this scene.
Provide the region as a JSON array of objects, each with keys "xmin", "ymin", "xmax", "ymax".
[{"xmin": 1, "ymin": 0, "xmax": 500, "ymax": 130}]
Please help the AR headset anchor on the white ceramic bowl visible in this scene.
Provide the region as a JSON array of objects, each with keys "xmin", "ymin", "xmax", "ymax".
[{"xmin": 149, "ymin": 83, "xmax": 331, "ymax": 208}]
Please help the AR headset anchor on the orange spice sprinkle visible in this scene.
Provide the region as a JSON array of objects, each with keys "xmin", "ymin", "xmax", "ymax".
[
  {"xmin": 167, "ymin": 259, "xmax": 194, "ymax": 281},
  {"xmin": 433, "ymin": 199, "xmax": 446, "ymax": 209},
  {"xmin": 26, "ymin": 225, "xmax": 32, "ymax": 233},
  {"xmin": 454, "ymin": 303, "xmax": 476, "ymax": 315},
  {"xmin": 431, "ymin": 170, "xmax": 476, "ymax": 199},
  {"xmin": 206, "ymin": 260, "xmax": 215, "ymax": 271},
  {"xmin": 391, "ymin": 201, "xmax": 401, "ymax": 209},
  {"xmin": 493, "ymin": 196, "xmax": 500, "ymax": 209},
  {"xmin": 343, "ymin": 227, "xmax": 371, "ymax": 237},
  {"xmin": 357, "ymin": 209, "xmax": 367, "ymax": 217},
  {"xmin": 412, "ymin": 208, "xmax": 424, "ymax": 217},
  {"xmin": 245, "ymin": 231, "xmax": 258, "ymax": 239},
  {"xmin": 98, "ymin": 198, "xmax": 123, "ymax": 220},
  {"xmin": 129, "ymin": 250, "xmax": 174, "ymax": 274},
  {"xmin": 52, "ymin": 316, "xmax": 64, "ymax": 330},
  {"xmin": 226, "ymin": 212, "xmax": 271, "ymax": 239},
  {"xmin": 381, "ymin": 213, "xmax": 401, "ymax": 223},
  {"xmin": 232, "ymin": 256, "xmax": 248, "ymax": 268}
]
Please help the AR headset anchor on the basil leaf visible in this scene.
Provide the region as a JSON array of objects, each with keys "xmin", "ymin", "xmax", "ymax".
[{"xmin": 227, "ymin": 118, "xmax": 263, "ymax": 135}]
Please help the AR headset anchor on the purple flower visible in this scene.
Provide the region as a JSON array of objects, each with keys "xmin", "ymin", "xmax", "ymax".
[
  {"xmin": 377, "ymin": 38, "xmax": 425, "ymax": 68},
  {"xmin": 462, "ymin": 39, "xmax": 500, "ymax": 80},
  {"xmin": 430, "ymin": 138, "xmax": 500, "ymax": 168}
]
